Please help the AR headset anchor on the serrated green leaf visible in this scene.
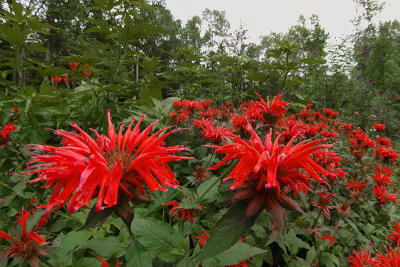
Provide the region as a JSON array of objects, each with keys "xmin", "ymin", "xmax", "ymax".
[
  {"xmin": 26, "ymin": 209, "xmax": 46, "ymax": 232},
  {"xmin": 319, "ymin": 252, "xmax": 339, "ymax": 267},
  {"xmin": 197, "ymin": 176, "xmax": 220, "ymax": 200},
  {"xmin": 210, "ymin": 242, "xmax": 265, "ymax": 266},
  {"xmin": 126, "ymin": 241, "xmax": 152, "ymax": 267},
  {"xmin": 177, "ymin": 257, "xmax": 195, "ymax": 267},
  {"xmin": 61, "ymin": 230, "xmax": 92, "ymax": 254},
  {"xmin": 285, "ymin": 229, "xmax": 309, "ymax": 255},
  {"xmin": 306, "ymin": 247, "xmax": 316, "ymax": 263},
  {"xmin": 131, "ymin": 217, "xmax": 185, "ymax": 263},
  {"xmin": 194, "ymin": 201, "xmax": 260, "ymax": 264},
  {"xmin": 78, "ymin": 236, "xmax": 125, "ymax": 258}
]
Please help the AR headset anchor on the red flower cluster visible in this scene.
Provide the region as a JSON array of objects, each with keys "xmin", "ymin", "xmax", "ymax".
[
  {"xmin": 374, "ymin": 145, "xmax": 398, "ymax": 164},
  {"xmin": 25, "ymin": 111, "xmax": 192, "ymax": 214},
  {"xmin": 69, "ymin": 61, "xmax": 79, "ymax": 70},
  {"xmin": 349, "ymin": 222, "xmax": 400, "ymax": 267},
  {"xmin": 208, "ymin": 124, "xmax": 328, "ymax": 229},
  {"xmin": 52, "ymin": 75, "xmax": 68, "ymax": 88},
  {"xmin": 193, "ymin": 119, "xmax": 233, "ymax": 144},
  {"xmin": 80, "ymin": 63, "xmax": 92, "ymax": 78},
  {"xmin": 387, "ymin": 221, "xmax": 400, "ymax": 247},
  {"xmin": 373, "ymin": 123, "xmax": 385, "ymax": 131},
  {"xmin": 348, "ymin": 129, "xmax": 375, "ymax": 160},
  {"xmin": 312, "ymin": 187, "xmax": 335, "ymax": 220},
  {"xmin": 244, "ymin": 92, "xmax": 289, "ymax": 125},
  {"xmin": 0, "ymin": 209, "xmax": 48, "ymax": 267},
  {"xmin": 323, "ymin": 108, "xmax": 339, "ymax": 118},
  {"xmin": 167, "ymin": 200, "xmax": 206, "ymax": 223},
  {"xmin": 348, "ymin": 248, "xmax": 377, "ymax": 266},
  {"xmin": 0, "ymin": 121, "xmax": 16, "ymax": 147}
]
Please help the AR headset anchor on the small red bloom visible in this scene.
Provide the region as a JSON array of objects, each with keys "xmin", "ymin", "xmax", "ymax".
[
  {"xmin": 96, "ymin": 256, "xmax": 120, "ymax": 267},
  {"xmin": 372, "ymin": 166, "xmax": 392, "ymax": 186},
  {"xmin": 62, "ymin": 75, "xmax": 68, "ymax": 84},
  {"xmin": 346, "ymin": 178, "xmax": 367, "ymax": 192},
  {"xmin": 25, "ymin": 111, "xmax": 192, "ymax": 213},
  {"xmin": 374, "ymin": 146, "xmax": 398, "ymax": 164},
  {"xmin": 52, "ymin": 76, "xmax": 61, "ymax": 87},
  {"xmin": 377, "ymin": 136, "xmax": 391, "ymax": 147},
  {"xmin": 387, "ymin": 221, "xmax": 400, "ymax": 248},
  {"xmin": 373, "ymin": 123, "xmax": 385, "ymax": 131},
  {"xmin": 0, "ymin": 209, "xmax": 48, "ymax": 267},
  {"xmin": 321, "ymin": 233, "xmax": 335, "ymax": 246},
  {"xmin": 69, "ymin": 61, "xmax": 79, "ymax": 70},
  {"xmin": 194, "ymin": 228, "xmax": 209, "ymax": 246},
  {"xmin": 245, "ymin": 93, "xmax": 289, "ymax": 125},
  {"xmin": 373, "ymin": 185, "xmax": 398, "ymax": 204},
  {"xmin": 231, "ymin": 113, "xmax": 250, "ymax": 132},
  {"xmin": 0, "ymin": 121, "xmax": 16, "ymax": 147},
  {"xmin": 200, "ymin": 125, "xmax": 233, "ymax": 144},
  {"xmin": 167, "ymin": 201, "xmax": 206, "ymax": 223},
  {"xmin": 312, "ymin": 187, "xmax": 336, "ymax": 220}
]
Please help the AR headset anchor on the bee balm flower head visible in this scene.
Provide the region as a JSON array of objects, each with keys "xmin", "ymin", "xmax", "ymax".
[{"xmin": 25, "ymin": 111, "xmax": 192, "ymax": 215}]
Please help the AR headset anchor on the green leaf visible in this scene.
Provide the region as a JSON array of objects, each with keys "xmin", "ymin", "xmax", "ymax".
[
  {"xmin": 306, "ymin": 247, "xmax": 316, "ymax": 264},
  {"xmin": 194, "ymin": 201, "xmax": 260, "ymax": 264},
  {"xmin": 177, "ymin": 257, "xmax": 195, "ymax": 267},
  {"xmin": 131, "ymin": 217, "xmax": 186, "ymax": 263},
  {"xmin": 285, "ymin": 229, "xmax": 309, "ymax": 255},
  {"xmin": 61, "ymin": 230, "xmax": 92, "ymax": 254},
  {"xmin": 126, "ymin": 241, "xmax": 152, "ymax": 267},
  {"xmin": 26, "ymin": 209, "xmax": 46, "ymax": 232},
  {"xmin": 78, "ymin": 237, "xmax": 125, "ymax": 258},
  {"xmin": 79, "ymin": 206, "xmax": 114, "ymax": 230},
  {"xmin": 12, "ymin": 181, "xmax": 26, "ymax": 197},
  {"xmin": 319, "ymin": 252, "xmax": 339, "ymax": 267},
  {"xmin": 197, "ymin": 176, "xmax": 220, "ymax": 200},
  {"xmin": 205, "ymin": 242, "xmax": 265, "ymax": 266},
  {"xmin": 71, "ymin": 257, "xmax": 100, "ymax": 267},
  {"xmin": 345, "ymin": 219, "xmax": 359, "ymax": 233}
]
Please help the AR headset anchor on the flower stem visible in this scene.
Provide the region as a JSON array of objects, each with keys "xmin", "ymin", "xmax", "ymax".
[{"xmin": 312, "ymin": 209, "xmax": 322, "ymax": 228}]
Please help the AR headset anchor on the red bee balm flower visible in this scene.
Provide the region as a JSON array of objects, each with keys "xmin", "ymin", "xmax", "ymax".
[
  {"xmin": 312, "ymin": 187, "xmax": 336, "ymax": 220},
  {"xmin": 348, "ymin": 248, "xmax": 377, "ymax": 267},
  {"xmin": 25, "ymin": 111, "xmax": 192, "ymax": 214},
  {"xmin": 68, "ymin": 61, "xmax": 79, "ymax": 70},
  {"xmin": 167, "ymin": 201, "xmax": 206, "ymax": 223},
  {"xmin": 387, "ymin": 221, "xmax": 400, "ymax": 247},
  {"xmin": 209, "ymin": 125, "xmax": 328, "ymax": 230},
  {"xmin": 0, "ymin": 209, "xmax": 48, "ymax": 267},
  {"xmin": 0, "ymin": 121, "xmax": 16, "ymax": 147},
  {"xmin": 246, "ymin": 93, "xmax": 289, "ymax": 125},
  {"xmin": 373, "ymin": 123, "xmax": 385, "ymax": 131},
  {"xmin": 209, "ymin": 126, "xmax": 328, "ymax": 192}
]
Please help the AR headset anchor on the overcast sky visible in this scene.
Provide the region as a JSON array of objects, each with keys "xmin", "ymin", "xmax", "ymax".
[{"xmin": 164, "ymin": 0, "xmax": 400, "ymax": 44}]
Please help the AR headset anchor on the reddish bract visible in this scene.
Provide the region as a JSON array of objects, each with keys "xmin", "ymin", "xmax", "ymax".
[{"xmin": 0, "ymin": 209, "xmax": 48, "ymax": 267}]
